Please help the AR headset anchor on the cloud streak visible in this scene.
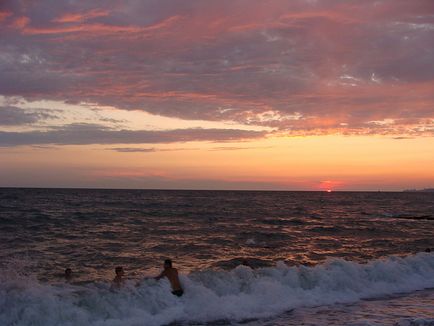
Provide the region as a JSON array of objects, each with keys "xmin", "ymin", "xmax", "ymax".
[
  {"xmin": 106, "ymin": 145, "xmax": 272, "ymax": 153},
  {"xmin": 0, "ymin": 123, "xmax": 266, "ymax": 147},
  {"xmin": 0, "ymin": 106, "xmax": 56, "ymax": 125}
]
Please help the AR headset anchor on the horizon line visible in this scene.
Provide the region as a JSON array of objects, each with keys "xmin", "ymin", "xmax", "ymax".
[{"xmin": 0, "ymin": 186, "xmax": 423, "ymax": 193}]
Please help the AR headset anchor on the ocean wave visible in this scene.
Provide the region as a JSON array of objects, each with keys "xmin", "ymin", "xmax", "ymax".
[
  {"xmin": 1, "ymin": 253, "xmax": 434, "ymax": 326},
  {"xmin": 349, "ymin": 319, "xmax": 434, "ymax": 326},
  {"xmin": 396, "ymin": 318, "xmax": 434, "ymax": 326}
]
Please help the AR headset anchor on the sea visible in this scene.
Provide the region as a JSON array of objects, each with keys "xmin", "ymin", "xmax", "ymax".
[{"xmin": 0, "ymin": 188, "xmax": 433, "ymax": 326}]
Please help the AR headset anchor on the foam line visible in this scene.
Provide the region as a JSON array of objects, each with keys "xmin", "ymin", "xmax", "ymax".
[{"xmin": 1, "ymin": 253, "xmax": 434, "ymax": 325}]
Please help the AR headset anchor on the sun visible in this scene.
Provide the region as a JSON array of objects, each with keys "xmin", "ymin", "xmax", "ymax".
[{"xmin": 318, "ymin": 180, "xmax": 343, "ymax": 192}]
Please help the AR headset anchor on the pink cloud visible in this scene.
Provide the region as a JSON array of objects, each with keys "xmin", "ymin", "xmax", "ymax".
[
  {"xmin": 1, "ymin": 0, "xmax": 433, "ymax": 138},
  {"xmin": 52, "ymin": 9, "xmax": 110, "ymax": 23},
  {"xmin": 19, "ymin": 15, "xmax": 181, "ymax": 36},
  {"xmin": 9, "ymin": 16, "xmax": 30, "ymax": 29},
  {"xmin": 0, "ymin": 11, "xmax": 12, "ymax": 22}
]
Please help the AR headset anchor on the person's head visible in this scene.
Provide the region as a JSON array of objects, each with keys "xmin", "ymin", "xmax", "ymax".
[
  {"xmin": 164, "ymin": 259, "xmax": 172, "ymax": 269},
  {"xmin": 65, "ymin": 268, "xmax": 72, "ymax": 278},
  {"xmin": 241, "ymin": 259, "xmax": 250, "ymax": 267},
  {"xmin": 425, "ymin": 248, "xmax": 432, "ymax": 253},
  {"xmin": 115, "ymin": 266, "xmax": 124, "ymax": 276}
]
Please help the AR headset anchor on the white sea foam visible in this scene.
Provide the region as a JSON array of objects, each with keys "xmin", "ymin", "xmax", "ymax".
[{"xmin": 1, "ymin": 253, "xmax": 434, "ymax": 326}]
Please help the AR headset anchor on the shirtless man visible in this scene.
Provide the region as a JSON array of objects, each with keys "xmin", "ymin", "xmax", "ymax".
[
  {"xmin": 155, "ymin": 259, "xmax": 183, "ymax": 297},
  {"xmin": 111, "ymin": 266, "xmax": 124, "ymax": 289}
]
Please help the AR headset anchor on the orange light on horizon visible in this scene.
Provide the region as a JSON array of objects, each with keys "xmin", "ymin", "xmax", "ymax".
[{"xmin": 318, "ymin": 180, "xmax": 343, "ymax": 191}]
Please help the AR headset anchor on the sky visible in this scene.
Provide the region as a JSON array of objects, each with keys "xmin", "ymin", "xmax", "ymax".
[{"xmin": 0, "ymin": 0, "xmax": 433, "ymax": 191}]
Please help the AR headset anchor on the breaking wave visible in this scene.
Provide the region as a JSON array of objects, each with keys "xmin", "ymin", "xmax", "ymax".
[{"xmin": 1, "ymin": 252, "xmax": 434, "ymax": 326}]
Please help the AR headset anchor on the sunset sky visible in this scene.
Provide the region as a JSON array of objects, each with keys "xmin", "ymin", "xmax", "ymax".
[{"xmin": 1, "ymin": 0, "xmax": 433, "ymax": 191}]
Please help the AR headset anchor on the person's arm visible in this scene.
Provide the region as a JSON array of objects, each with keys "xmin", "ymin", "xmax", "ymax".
[{"xmin": 155, "ymin": 270, "xmax": 166, "ymax": 280}]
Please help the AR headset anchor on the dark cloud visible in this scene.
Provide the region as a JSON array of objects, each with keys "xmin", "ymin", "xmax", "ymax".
[
  {"xmin": 107, "ymin": 145, "xmax": 272, "ymax": 153},
  {"xmin": 1, "ymin": 0, "xmax": 433, "ymax": 135},
  {"xmin": 107, "ymin": 147, "xmax": 201, "ymax": 153},
  {"xmin": 0, "ymin": 123, "xmax": 266, "ymax": 146},
  {"xmin": 0, "ymin": 106, "xmax": 56, "ymax": 125},
  {"xmin": 392, "ymin": 136, "xmax": 415, "ymax": 140}
]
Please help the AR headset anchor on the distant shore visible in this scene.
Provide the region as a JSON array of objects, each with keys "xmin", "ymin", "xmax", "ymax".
[{"xmin": 403, "ymin": 188, "xmax": 434, "ymax": 192}]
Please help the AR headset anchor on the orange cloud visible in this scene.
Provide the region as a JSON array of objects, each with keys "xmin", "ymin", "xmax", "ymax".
[
  {"xmin": 21, "ymin": 15, "xmax": 182, "ymax": 36},
  {"xmin": 9, "ymin": 16, "xmax": 30, "ymax": 29},
  {"xmin": 22, "ymin": 23, "xmax": 142, "ymax": 35},
  {"xmin": 0, "ymin": 11, "xmax": 12, "ymax": 22}
]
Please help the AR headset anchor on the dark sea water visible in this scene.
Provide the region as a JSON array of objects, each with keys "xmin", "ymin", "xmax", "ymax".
[{"xmin": 0, "ymin": 188, "xmax": 433, "ymax": 326}]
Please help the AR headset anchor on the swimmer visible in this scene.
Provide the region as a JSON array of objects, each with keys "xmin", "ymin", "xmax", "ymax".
[
  {"xmin": 155, "ymin": 259, "xmax": 183, "ymax": 297},
  {"xmin": 64, "ymin": 268, "xmax": 73, "ymax": 282},
  {"xmin": 111, "ymin": 266, "xmax": 124, "ymax": 289}
]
